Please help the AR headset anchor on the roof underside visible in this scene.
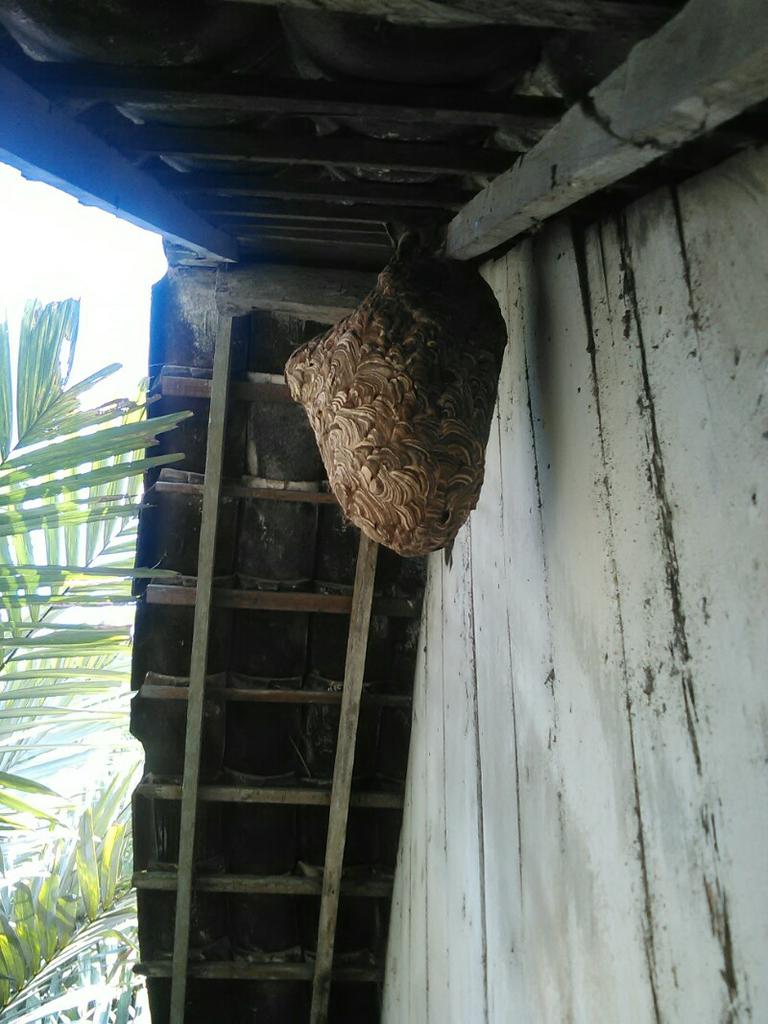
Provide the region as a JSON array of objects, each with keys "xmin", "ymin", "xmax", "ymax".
[{"xmin": 1, "ymin": 0, "xmax": 765, "ymax": 268}]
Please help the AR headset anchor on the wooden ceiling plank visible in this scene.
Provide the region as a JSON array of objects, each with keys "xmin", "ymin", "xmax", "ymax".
[
  {"xmin": 193, "ymin": 196, "xmax": 413, "ymax": 222},
  {"xmin": 310, "ymin": 533, "xmax": 379, "ymax": 1024},
  {"xmin": 0, "ymin": 67, "xmax": 238, "ymax": 262},
  {"xmin": 25, "ymin": 62, "xmax": 563, "ymax": 131},
  {"xmin": 215, "ymin": 263, "xmax": 376, "ymax": 321},
  {"xmin": 168, "ymin": 315, "xmax": 233, "ymax": 1024},
  {"xmin": 101, "ymin": 124, "xmax": 514, "ymax": 175},
  {"xmin": 159, "ymin": 173, "xmax": 471, "ymax": 210},
  {"xmin": 240, "ymin": 230, "xmax": 391, "ymax": 248},
  {"xmin": 446, "ymin": 0, "xmax": 768, "ymax": 259},
  {"xmin": 217, "ymin": 217, "xmax": 391, "ymax": 235},
  {"xmin": 222, "ymin": 0, "xmax": 671, "ymax": 32}
]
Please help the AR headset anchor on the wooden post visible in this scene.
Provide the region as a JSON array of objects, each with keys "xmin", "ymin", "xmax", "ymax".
[
  {"xmin": 310, "ymin": 532, "xmax": 379, "ymax": 1024},
  {"xmin": 169, "ymin": 315, "xmax": 232, "ymax": 1024}
]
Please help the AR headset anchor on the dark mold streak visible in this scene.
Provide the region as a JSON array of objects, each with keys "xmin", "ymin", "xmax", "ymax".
[{"xmin": 571, "ymin": 222, "xmax": 662, "ymax": 1024}]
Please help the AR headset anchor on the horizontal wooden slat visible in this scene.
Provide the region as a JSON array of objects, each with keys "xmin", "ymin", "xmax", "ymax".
[
  {"xmin": 101, "ymin": 124, "xmax": 515, "ymax": 175},
  {"xmin": 221, "ymin": 0, "xmax": 671, "ymax": 32},
  {"xmin": 195, "ymin": 196, "xmax": 441, "ymax": 224},
  {"xmin": 133, "ymin": 871, "xmax": 393, "ymax": 897},
  {"xmin": 144, "ymin": 584, "xmax": 421, "ymax": 618},
  {"xmin": 136, "ymin": 683, "xmax": 411, "ymax": 707},
  {"xmin": 135, "ymin": 783, "xmax": 404, "ymax": 809},
  {"xmin": 153, "ymin": 478, "xmax": 337, "ymax": 504},
  {"xmin": 157, "ymin": 172, "xmax": 472, "ymax": 210},
  {"xmin": 24, "ymin": 63, "xmax": 563, "ymax": 131},
  {"xmin": 237, "ymin": 229, "xmax": 391, "ymax": 248},
  {"xmin": 446, "ymin": 0, "xmax": 768, "ymax": 259},
  {"xmin": 157, "ymin": 373, "xmax": 292, "ymax": 403},
  {"xmin": 135, "ymin": 961, "xmax": 382, "ymax": 982},
  {"xmin": 215, "ymin": 263, "xmax": 376, "ymax": 322}
]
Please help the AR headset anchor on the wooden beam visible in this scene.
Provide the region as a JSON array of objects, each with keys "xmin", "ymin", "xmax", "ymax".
[
  {"xmin": 135, "ymin": 782, "xmax": 403, "ymax": 809},
  {"xmin": 137, "ymin": 682, "xmax": 411, "ymax": 707},
  {"xmin": 238, "ymin": 228, "xmax": 391, "ymax": 248},
  {"xmin": 222, "ymin": 0, "xmax": 671, "ymax": 32},
  {"xmin": 446, "ymin": 0, "xmax": 768, "ymax": 260},
  {"xmin": 215, "ymin": 263, "xmax": 376, "ymax": 322},
  {"xmin": 225, "ymin": 220, "xmax": 390, "ymax": 237},
  {"xmin": 136, "ymin": 961, "xmax": 382, "ymax": 982},
  {"xmin": 158, "ymin": 371, "xmax": 293, "ymax": 403},
  {"xmin": 169, "ymin": 316, "xmax": 232, "ymax": 1024},
  {"xmin": 201, "ymin": 198, "xmax": 396, "ymax": 222},
  {"xmin": 133, "ymin": 870, "xmax": 393, "ymax": 897},
  {"xmin": 0, "ymin": 67, "xmax": 237, "ymax": 263},
  {"xmin": 158, "ymin": 172, "xmax": 471, "ymax": 210},
  {"xmin": 311, "ymin": 533, "xmax": 379, "ymax": 1024},
  {"xmin": 191, "ymin": 196, "xmax": 444, "ymax": 225},
  {"xmin": 25, "ymin": 62, "xmax": 564, "ymax": 132},
  {"xmin": 101, "ymin": 124, "xmax": 514, "ymax": 176},
  {"xmin": 153, "ymin": 477, "xmax": 338, "ymax": 503},
  {"xmin": 144, "ymin": 583, "xmax": 421, "ymax": 618}
]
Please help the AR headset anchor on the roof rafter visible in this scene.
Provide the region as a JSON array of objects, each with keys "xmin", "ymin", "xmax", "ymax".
[
  {"xmin": 446, "ymin": 0, "xmax": 768, "ymax": 260},
  {"xmin": 222, "ymin": 0, "xmax": 671, "ymax": 32},
  {"xmin": 0, "ymin": 66, "xmax": 238, "ymax": 262}
]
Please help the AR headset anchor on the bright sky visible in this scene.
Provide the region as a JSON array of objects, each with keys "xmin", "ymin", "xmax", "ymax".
[{"xmin": 0, "ymin": 162, "xmax": 167, "ymax": 401}]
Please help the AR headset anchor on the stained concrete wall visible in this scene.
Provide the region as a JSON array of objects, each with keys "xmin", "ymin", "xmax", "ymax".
[{"xmin": 382, "ymin": 145, "xmax": 768, "ymax": 1023}]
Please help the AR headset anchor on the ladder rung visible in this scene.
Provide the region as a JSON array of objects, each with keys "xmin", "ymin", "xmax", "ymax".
[
  {"xmin": 132, "ymin": 871, "xmax": 393, "ymax": 898},
  {"xmin": 134, "ymin": 783, "xmax": 403, "ymax": 810},
  {"xmin": 135, "ymin": 961, "xmax": 382, "ymax": 982},
  {"xmin": 154, "ymin": 477, "xmax": 337, "ymax": 504},
  {"xmin": 145, "ymin": 584, "xmax": 421, "ymax": 618},
  {"xmin": 136, "ymin": 683, "xmax": 411, "ymax": 708}
]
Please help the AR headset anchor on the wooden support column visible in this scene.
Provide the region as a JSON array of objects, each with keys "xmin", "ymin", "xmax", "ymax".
[
  {"xmin": 169, "ymin": 315, "xmax": 232, "ymax": 1024},
  {"xmin": 311, "ymin": 532, "xmax": 379, "ymax": 1024}
]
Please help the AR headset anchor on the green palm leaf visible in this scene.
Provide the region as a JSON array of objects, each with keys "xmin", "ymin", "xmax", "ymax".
[{"xmin": 0, "ymin": 295, "xmax": 189, "ymax": 1017}]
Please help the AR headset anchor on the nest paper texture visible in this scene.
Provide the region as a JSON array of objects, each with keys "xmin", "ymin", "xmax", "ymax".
[{"xmin": 285, "ymin": 243, "xmax": 507, "ymax": 557}]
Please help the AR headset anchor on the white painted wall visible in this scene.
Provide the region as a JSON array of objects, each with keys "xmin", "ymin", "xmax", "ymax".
[{"xmin": 382, "ymin": 145, "xmax": 768, "ymax": 1024}]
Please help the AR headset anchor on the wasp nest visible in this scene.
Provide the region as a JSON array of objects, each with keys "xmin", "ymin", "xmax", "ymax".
[{"xmin": 285, "ymin": 238, "xmax": 507, "ymax": 557}]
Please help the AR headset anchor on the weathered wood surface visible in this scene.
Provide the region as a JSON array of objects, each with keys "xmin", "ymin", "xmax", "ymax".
[
  {"xmin": 384, "ymin": 144, "xmax": 768, "ymax": 1022},
  {"xmin": 215, "ymin": 263, "xmax": 376, "ymax": 322},
  {"xmin": 225, "ymin": 0, "xmax": 670, "ymax": 31},
  {"xmin": 169, "ymin": 316, "xmax": 232, "ymax": 1024},
  {"xmin": 137, "ymin": 961, "xmax": 382, "ymax": 981},
  {"xmin": 0, "ymin": 68, "xmax": 238, "ymax": 262},
  {"xmin": 103, "ymin": 124, "xmax": 514, "ymax": 176},
  {"xmin": 27, "ymin": 62, "xmax": 562, "ymax": 132},
  {"xmin": 144, "ymin": 584, "xmax": 420, "ymax": 618},
  {"xmin": 137, "ymin": 682, "xmax": 410, "ymax": 707},
  {"xmin": 446, "ymin": 0, "xmax": 768, "ymax": 259},
  {"xmin": 133, "ymin": 871, "xmax": 392, "ymax": 897},
  {"xmin": 162, "ymin": 172, "xmax": 470, "ymax": 210},
  {"xmin": 136, "ymin": 782, "xmax": 403, "ymax": 809},
  {"xmin": 311, "ymin": 534, "xmax": 379, "ymax": 1023}
]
